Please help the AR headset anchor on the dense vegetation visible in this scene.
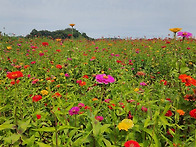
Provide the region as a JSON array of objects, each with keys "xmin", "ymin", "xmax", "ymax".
[{"xmin": 26, "ymin": 28, "xmax": 92, "ymax": 40}]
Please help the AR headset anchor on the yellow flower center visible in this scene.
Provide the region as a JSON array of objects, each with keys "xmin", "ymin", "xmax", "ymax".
[{"xmin": 103, "ymin": 75, "xmax": 108, "ymax": 79}]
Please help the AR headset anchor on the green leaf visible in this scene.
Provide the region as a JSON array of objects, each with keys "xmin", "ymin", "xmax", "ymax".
[
  {"xmin": 18, "ymin": 119, "xmax": 31, "ymax": 133},
  {"xmin": 159, "ymin": 115, "xmax": 171, "ymax": 130},
  {"xmin": 181, "ymin": 67, "xmax": 189, "ymax": 73},
  {"xmin": 22, "ymin": 135, "xmax": 35, "ymax": 146},
  {"xmin": 0, "ymin": 123, "xmax": 15, "ymax": 131},
  {"xmin": 33, "ymin": 127, "xmax": 55, "ymax": 132},
  {"xmin": 102, "ymin": 138, "xmax": 112, "ymax": 147},
  {"xmin": 100, "ymin": 124, "xmax": 111, "ymax": 134},
  {"xmin": 143, "ymin": 128, "xmax": 161, "ymax": 147},
  {"xmin": 57, "ymin": 125, "xmax": 77, "ymax": 131},
  {"xmin": 72, "ymin": 130, "xmax": 92, "ymax": 146},
  {"xmin": 92, "ymin": 120, "xmax": 101, "ymax": 136},
  {"xmin": 37, "ymin": 142, "xmax": 51, "ymax": 147},
  {"xmin": 4, "ymin": 133, "xmax": 21, "ymax": 144}
]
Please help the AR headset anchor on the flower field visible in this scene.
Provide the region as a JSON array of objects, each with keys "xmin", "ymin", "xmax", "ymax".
[{"xmin": 0, "ymin": 30, "xmax": 195, "ymax": 147}]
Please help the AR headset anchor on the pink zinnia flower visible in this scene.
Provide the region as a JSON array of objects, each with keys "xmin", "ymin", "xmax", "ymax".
[
  {"xmin": 96, "ymin": 74, "xmax": 115, "ymax": 84},
  {"xmin": 177, "ymin": 31, "xmax": 192, "ymax": 38},
  {"xmin": 140, "ymin": 82, "xmax": 147, "ymax": 86},
  {"xmin": 65, "ymin": 73, "xmax": 70, "ymax": 77},
  {"xmin": 95, "ymin": 116, "xmax": 104, "ymax": 121},
  {"xmin": 39, "ymin": 53, "xmax": 44, "ymax": 56},
  {"xmin": 104, "ymin": 99, "xmax": 111, "ymax": 103},
  {"xmin": 141, "ymin": 106, "xmax": 148, "ymax": 112},
  {"xmin": 69, "ymin": 107, "xmax": 80, "ymax": 116},
  {"xmin": 78, "ymin": 103, "xmax": 85, "ymax": 108}
]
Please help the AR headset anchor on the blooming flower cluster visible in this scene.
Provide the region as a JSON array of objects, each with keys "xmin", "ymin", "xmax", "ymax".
[
  {"xmin": 69, "ymin": 107, "xmax": 80, "ymax": 116},
  {"xmin": 7, "ymin": 71, "xmax": 23, "ymax": 79},
  {"xmin": 179, "ymin": 74, "xmax": 196, "ymax": 86},
  {"xmin": 96, "ymin": 74, "xmax": 115, "ymax": 84},
  {"xmin": 117, "ymin": 119, "xmax": 134, "ymax": 131}
]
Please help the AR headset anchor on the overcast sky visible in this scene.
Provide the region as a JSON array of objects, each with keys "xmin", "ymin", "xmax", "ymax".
[{"xmin": 0, "ymin": 0, "xmax": 196, "ymax": 39}]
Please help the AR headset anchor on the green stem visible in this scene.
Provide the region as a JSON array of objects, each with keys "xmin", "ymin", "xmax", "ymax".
[
  {"xmin": 14, "ymin": 81, "xmax": 18, "ymax": 125},
  {"xmin": 95, "ymin": 84, "xmax": 105, "ymax": 116}
]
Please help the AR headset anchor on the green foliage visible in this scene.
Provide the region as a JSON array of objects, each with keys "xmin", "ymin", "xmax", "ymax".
[
  {"xmin": 27, "ymin": 28, "xmax": 93, "ymax": 40},
  {"xmin": 0, "ymin": 35, "xmax": 195, "ymax": 146}
]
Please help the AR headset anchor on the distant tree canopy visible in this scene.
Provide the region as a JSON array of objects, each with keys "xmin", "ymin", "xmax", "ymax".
[{"xmin": 26, "ymin": 28, "xmax": 92, "ymax": 40}]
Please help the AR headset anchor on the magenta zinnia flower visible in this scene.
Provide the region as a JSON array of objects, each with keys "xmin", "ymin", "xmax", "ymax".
[
  {"xmin": 177, "ymin": 31, "xmax": 192, "ymax": 38},
  {"xmin": 96, "ymin": 74, "xmax": 115, "ymax": 84},
  {"xmin": 140, "ymin": 82, "xmax": 147, "ymax": 86},
  {"xmin": 69, "ymin": 107, "xmax": 80, "ymax": 116},
  {"xmin": 95, "ymin": 116, "xmax": 104, "ymax": 121}
]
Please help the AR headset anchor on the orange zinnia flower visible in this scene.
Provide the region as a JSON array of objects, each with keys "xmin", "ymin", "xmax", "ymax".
[
  {"xmin": 179, "ymin": 74, "xmax": 196, "ymax": 86},
  {"xmin": 176, "ymin": 109, "xmax": 185, "ymax": 115},
  {"xmin": 169, "ymin": 28, "xmax": 182, "ymax": 33},
  {"xmin": 69, "ymin": 24, "xmax": 75, "ymax": 27},
  {"xmin": 92, "ymin": 98, "xmax": 98, "ymax": 101}
]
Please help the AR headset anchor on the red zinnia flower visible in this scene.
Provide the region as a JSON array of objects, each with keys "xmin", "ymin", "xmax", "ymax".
[
  {"xmin": 116, "ymin": 60, "xmax": 122, "ymax": 63},
  {"xmin": 56, "ymin": 49, "xmax": 61, "ymax": 52},
  {"xmin": 189, "ymin": 109, "xmax": 196, "ymax": 119},
  {"xmin": 11, "ymin": 80, "xmax": 20, "ymax": 85},
  {"xmin": 83, "ymin": 75, "xmax": 89, "ymax": 79},
  {"xmin": 36, "ymin": 114, "xmax": 41, "ymax": 119},
  {"xmin": 32, "ymin": 95, "xmax": 42, "ymax": 102},
  {"xmin": 42, "ymin": 42, "xmax": 49, "ymax": 46},
  {"xmin": 7, "ymin": 71, "xmax": 23, "ymax": 79},
  {"xmin": 165, "ymin": 110, "xmax": 173, "ymax": 117},
  {"xmin": 52, "ymin": 92, "xmax": 62, "ymax": 98},
  {"xmin": 124, "ymin": 140, "xmax": 140, "ymax": 147},
  {"xmin": 56, "ymin": 64, "xmax": 62, "ymax": 69},
  {"xmin": 160, "ymin": 80, "xmax": 167, "ymax": 85}
]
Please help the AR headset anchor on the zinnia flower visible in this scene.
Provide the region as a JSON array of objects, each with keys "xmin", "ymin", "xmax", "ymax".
[
  {"xmin": 117, "ymin": 119, "xmax": 134, "ymax": 131},
  {"xmin": 160, "ymin": 80, "xmax": 167, "ymax": 85},
  {"xmin": 56, "ymin": 64, "xmax": 62, "ymax": 69},
  {"xmin": 184, "ymin": 94, "xmax": 196, "ymax": 101},
  {"xmin": 52, "ymin": 92, "xmax": 62, "ymax": 98},
  {"xmin": 69, "ymin": 24, "xmax": 75, "ymax": 27},
  {"xmin": 32, "ymin": 95, "xmax": 42, "ymax": 102},
  {"xmin": 95, "ymin": 116, "xmax": 104, "ymax": 122},
  {"xmin": 96, "ymin": 74, "xmax": 115, "ymax": 84},
  {"xmin": 177, "ymin": 31, "xmax": 192, "ymax": 38},
  {"xmin": 78, "ymin": 103, "xmax": 85, "ymax": 108},
  {"xmin": 7, "ymin": 46, "xmax": 12, "ymax": 50},
  {"xmin": 65, "ymin": 73, "xmax": 70, "ymax": 77},
  {"xmin": 42, "ymin": 42, "xmax": 49, "ymax": 46},
  {"xmin": 7, "ymin": 71, "xmax": 23, "ymax": 79},
  {"xmin": 189, "ymin": 109, "xmax": 196, "ymax": 119},
  {"xmin": 169, "ymin": 28, "xmax": 182, "ymax": 33},
  {"xmin": 36, "ymin": 114, "xmax": 41, "ymax": 119},
  {"xmin": 124, "ymin": 140, "xmax": 140, "ymax": 147},
  {"xmin": 176, "ymin": 109, "xmax": 185, "ymax": 116},
  {"xmin": 69, "ymin": 106, "xmax": 80, "ymax": 116},
  {"xmin": 140, "ymin": 82, "xmax": 147, "ymax": 86},
  {"xmin": 77, "ymin": 80, "xmax": 86, "ymax": 86},
  {"xmin": 41, "ymin": 90, "xmax": 48, "ymax": 96},
  {"xmin": 165, "ymin": 110, "xmax": 173, "ymax": 117},
  {"xmin": 141, "ymin": 106, "xmax": 148, "ymax": 112},
  {"xmin": 179, "ymin": 74, "xmax": 196, "ymax": 86}
]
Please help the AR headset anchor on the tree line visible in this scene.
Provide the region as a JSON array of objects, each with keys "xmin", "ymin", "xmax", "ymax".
[{"xmin": 26, "ymin": 28, "xmax": 93, "ymax": 40}]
